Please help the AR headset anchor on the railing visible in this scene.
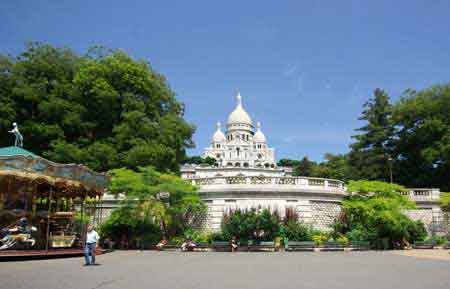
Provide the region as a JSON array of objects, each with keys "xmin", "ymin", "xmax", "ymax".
[
  {"xmin": 400, "ymin": 189, "xmax": 441, "ymax": 202},
  {"xmin": 190, "ymin": 176, "xmax": 345, "ymax": 192}
]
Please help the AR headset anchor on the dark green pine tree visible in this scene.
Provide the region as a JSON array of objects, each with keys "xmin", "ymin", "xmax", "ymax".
[{"xmin": 348, "ymin": 88, "xmax": 395, "ymax": 181}]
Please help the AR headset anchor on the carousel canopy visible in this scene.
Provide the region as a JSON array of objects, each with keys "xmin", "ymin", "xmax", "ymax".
[{"xmin": 0, "ymin": 146, "xmax": 109, "ymax": 197}]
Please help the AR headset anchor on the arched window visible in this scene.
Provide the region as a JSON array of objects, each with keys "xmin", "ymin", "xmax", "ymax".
[
  {"xmin": 235, "ymin": 162, "xmax": 241, "ymax": 167},
  {"xmin": 243, "ymin": 162, "xmax": 249, "ymax": 168},
  {"xmin": 227, "ymin": 162, "xmax": 233, "ymax": 166}
]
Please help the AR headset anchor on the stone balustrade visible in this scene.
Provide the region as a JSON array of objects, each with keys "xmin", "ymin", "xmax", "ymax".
[
  {"xmin": 401, "ymin": 188, "xmax": 441, "ymax": 202},
  {"xmin": 190, "ymin": 176, "xmax": 346, "ymax": 194}
]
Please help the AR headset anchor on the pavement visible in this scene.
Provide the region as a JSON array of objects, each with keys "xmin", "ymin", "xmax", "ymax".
[{"xmin": 1, "ymin": 250, "xmax": 449, "ymax": 289}]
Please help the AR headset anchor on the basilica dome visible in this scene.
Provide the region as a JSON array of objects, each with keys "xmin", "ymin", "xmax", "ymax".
[
  {"xmin": 227, "ymin": 92, "xmax": 253, "ymax": 127},
  {"xmin": 212, "ymin": 122, "xmax": 226, "ymax": 142},
  {"xmin": 253, "ymin": 122, "xmax": 266, "ymax": 143}
]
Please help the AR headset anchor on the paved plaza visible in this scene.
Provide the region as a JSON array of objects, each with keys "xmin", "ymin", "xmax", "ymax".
[{"xmin": 1, "ymin": 250, "xmax": 450, "ymax": 289}]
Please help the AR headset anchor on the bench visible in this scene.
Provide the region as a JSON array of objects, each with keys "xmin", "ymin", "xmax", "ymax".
[
  {"xmin": 193, "ymin": 242, "xmax": 210, "ymax": 251},
  {"xmin": 248, "ymin": 241, "xmax": 276, "ymax": 252},
  {"xmin": 157, "ymin": 242, "xmax": 180, "ymax": 251},
  {"xmin": 443, "ymin": 242, "xmax": 450, "ymax": 249},
  {"xmin": 413, "ymin": 241, "xmax": 436, "ymax": 249},
  {"xmin": 320, "ymin": 241, "xmax": 345, "ymax": 251},
  {"xmin": 286, "ymin": 241, "xmax": 315, "ymax": 251},
  {"xmin": 212, "ymin": 241, "xmax": 231, "ymax": 252},
  {"xmin": 349, "ymin": 241, "xmax": 370, "ymax": 251}
]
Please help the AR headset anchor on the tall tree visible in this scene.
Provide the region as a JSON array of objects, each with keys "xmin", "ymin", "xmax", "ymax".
[
  {"xmin": 0, "ymin": 42, "xmax": 195, "ymax": 172},
  {"xmin": 348, "ymin": 89, "xmax": 394, "ymax": 181},
  {"xmin": 391, "ymin": 85, "xmax": 450, "ymax": 191}
]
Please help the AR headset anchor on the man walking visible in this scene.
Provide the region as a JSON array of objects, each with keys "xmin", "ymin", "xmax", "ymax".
[{"xmin": 84, "ymin": 225, "xmax": 100, "ymax": 266}]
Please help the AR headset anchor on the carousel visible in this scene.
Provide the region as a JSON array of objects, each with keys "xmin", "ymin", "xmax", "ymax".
[{"xmin": 0, "ymin": 133, "xmax": 109, "ymax": 259}]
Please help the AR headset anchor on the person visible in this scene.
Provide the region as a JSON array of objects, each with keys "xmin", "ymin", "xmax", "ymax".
[
  {"xmin": 84, "ymin": 225, "xmax": 100, "ymax": 266},
  {"xmin": 231, "ymin": 236, "xmax": 238, "ymax": 252},
  {"xmin": 156, "ymin": 238, "xmax": 168, "ymax": 250},
  {"xmin": 181, "ymin": 238, "xmax": 196, "ymax": 251}
]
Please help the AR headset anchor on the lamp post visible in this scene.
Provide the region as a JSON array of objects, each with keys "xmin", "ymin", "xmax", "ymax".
[{"xmin": 387, "ymin": 156, "xmax": 393, "ymax": 184}]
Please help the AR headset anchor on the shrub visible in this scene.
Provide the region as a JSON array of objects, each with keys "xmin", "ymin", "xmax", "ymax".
[
  {"xmin": 312, "ymin": 234, "xmax": 328, "ymax": 246},
  {"xmin": 336, "ymin": 235, "xmax": 349, "ymax": 245},
  {"xmin": 345, "ymin": 227, "xmax": 369, "ymax": 242},
  {"xmin": 427, "ymin": 235, "xmax": 448, "ymax": 245},
  {"xmin": 284, "ymin": 220, "xmax": 314, "ymax": 241},
  {"xmin": 332, "ymin": 180, "xmax": 428, "ymax": 249},
  {"xmin": 221, "ymin": 208, "xmax": 280, "ymax": 241}
]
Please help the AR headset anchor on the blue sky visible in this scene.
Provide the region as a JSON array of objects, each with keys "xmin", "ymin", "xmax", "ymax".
[{"xmin": 1, "ymin": 0, "xmax": 449, "ymax": 161}]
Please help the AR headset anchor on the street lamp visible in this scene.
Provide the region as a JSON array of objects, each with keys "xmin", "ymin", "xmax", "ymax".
[{"xmin": 387, "ymin": 156, "xmax": 393, "ymax": 183}]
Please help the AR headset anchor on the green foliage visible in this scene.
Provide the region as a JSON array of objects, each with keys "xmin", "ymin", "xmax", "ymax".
[
  {"xmin": 345, "ymin": 227, "xmax": 369, "ymax": 242},
  {"xmin": 349, "ymin": 88, "xmax": 394, "ymax": 182},
  {"xmin": 106, "ymin": 166, "xmax": 206, "ymax": 238},
  {"xmin": 182, "ymin": 156, "xmax": 217, "ymax": 166},
  {"xmin": 347, "ymin": 180, "xmax": 408, "ymax": 197},
  {"xmin": 312, "ymin": 234, "xmax": 328, "ymax": 246},
  {"xmin": 100, "ymin": 205, "xmax": 163, "ymax": 248},
  {"xmin": 336, "ymin": 235, "xmax": 349, "ymax": 245},
  {"xmin": 391, "ymin": 85, "xmax": 450, "ymax": 191},
  {"xmin": 334, "ymin": 181, "xmax": 426, "ymax": 249},
  {"xmin": 439, "ymin": 192, "xmax": 450, "ymax": 212},
  {"xmin": 283, "ymin": 220, "xmax": 316, "ymax": 241},
  {"xmin": 183, "ymin": 228, "xmax": 214, "ymax": 243},
  {"xmin": 221, "ymin": 208, "xmax": 280, "ymax": 241},
  {"xmin": 0, "ymin": 42, "xmax": 195, "ymax": 172},
  {"xmin": 426, "ymin": 234, "xmax": 449, "ymax": 245},
  {"xmin": 277, "ymin": 157, "xmax": 316, "ymax": 177},
  {"xmin": 311, "ymin": 153, "xmax": 355, "ymax": 182}
]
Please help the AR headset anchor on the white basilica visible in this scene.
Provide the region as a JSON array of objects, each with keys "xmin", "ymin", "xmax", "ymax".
[{"xmin": 203, "ymin": 92, "xmax": 275, "ymax": 169}]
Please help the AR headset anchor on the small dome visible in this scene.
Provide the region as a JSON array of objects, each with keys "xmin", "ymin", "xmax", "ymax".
[
  {"xmin": 253, "ymin": 122, "xmax": 266, "ymax": 143},
  {"xmin": 227, "ymin": 92, "xmax": 253, "ymax": 126},
  {"xmin": 212, "ymin": 122, "xmax": 226, "ymax": 142}
]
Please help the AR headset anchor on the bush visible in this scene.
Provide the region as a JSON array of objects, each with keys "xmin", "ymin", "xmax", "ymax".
[
  {"xmin": 332, "ymin": 180, "xmax": 429, "ymax": 249},
  {"xmin": 312, "ymin": 234, "xmax": 328, "ymax": 246},
  {"xmin": 336, "ymin": 235, "xmax": 349, "ymax": 245},
  {"xmin": 283, "ymin": 220, "xmax": 314, "ymax": 241},
  {"xmin": 221, "ymin": 208, "xmax": 280, "ymax": 241},
  {"xmin": 100, "ymin": 206, "xmax": 163, "ymax": 249},
  {"xmin": 427, "ymin": 235, "xmax": 448, "ymax": 245},
  {"xmin": 345, "ymin": 227, "xmax": 369, "ymax": 242},
  {"xmin": 183, "ymin": 229, "xmax": 213, "ymax": 243}
]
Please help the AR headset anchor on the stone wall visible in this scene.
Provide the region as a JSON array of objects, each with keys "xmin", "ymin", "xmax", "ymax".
[{"xmin": 310, "ymin": 201, "xmax": 341, "ymax": 231}]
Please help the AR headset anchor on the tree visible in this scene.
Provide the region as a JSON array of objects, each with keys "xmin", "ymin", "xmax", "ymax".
[
  {"xmin": 0, "ymin": 42, "xmax": 195, "ymax": 172},
  {"xmin": 294, "ymin": 156, "xmax": 316, "ymax": 176},
  {"xmin": 391, "ymin": 85, "xmax": 450, "ymax": 191},
  {"xmin": 348, "ymin": 89, "xmax": 394, "ymax": 181},
  {"xmin": 334, "ymin": 180, "xmax": 427, "ymax": 249},
  {"xmin": 107, "ymin": 166, "xmax": 206, "ymax": 238},
  {"xmin": 310, "ymin": 153, "xmax": 356, "ymax": 181},
  {"xmin": 182, "ymin": 156, "xmax": 217, "ymax": 166},
  {"xmin": 277, "ymin": 157, "xmax": 317, "ymax": 177}
]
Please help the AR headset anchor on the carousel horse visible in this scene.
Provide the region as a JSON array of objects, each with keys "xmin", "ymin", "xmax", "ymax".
[{"xmin": 0, "ymin": 218, "xmax": 37, "ymax": 250}]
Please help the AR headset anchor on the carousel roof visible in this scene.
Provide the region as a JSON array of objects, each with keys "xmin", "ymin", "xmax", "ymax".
[
  {"xmin": 0, "ymin": 146, "xmax": 37, "ymax": 158},
  {"xmin": 0, "ymin": 146, "xmax": 109, "ymax": 197}
]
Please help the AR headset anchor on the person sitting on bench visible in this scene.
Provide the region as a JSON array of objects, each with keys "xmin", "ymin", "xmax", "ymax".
[{"xmin": 181, "ymin": 238, "xmax": 197, "ymax": 251}]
